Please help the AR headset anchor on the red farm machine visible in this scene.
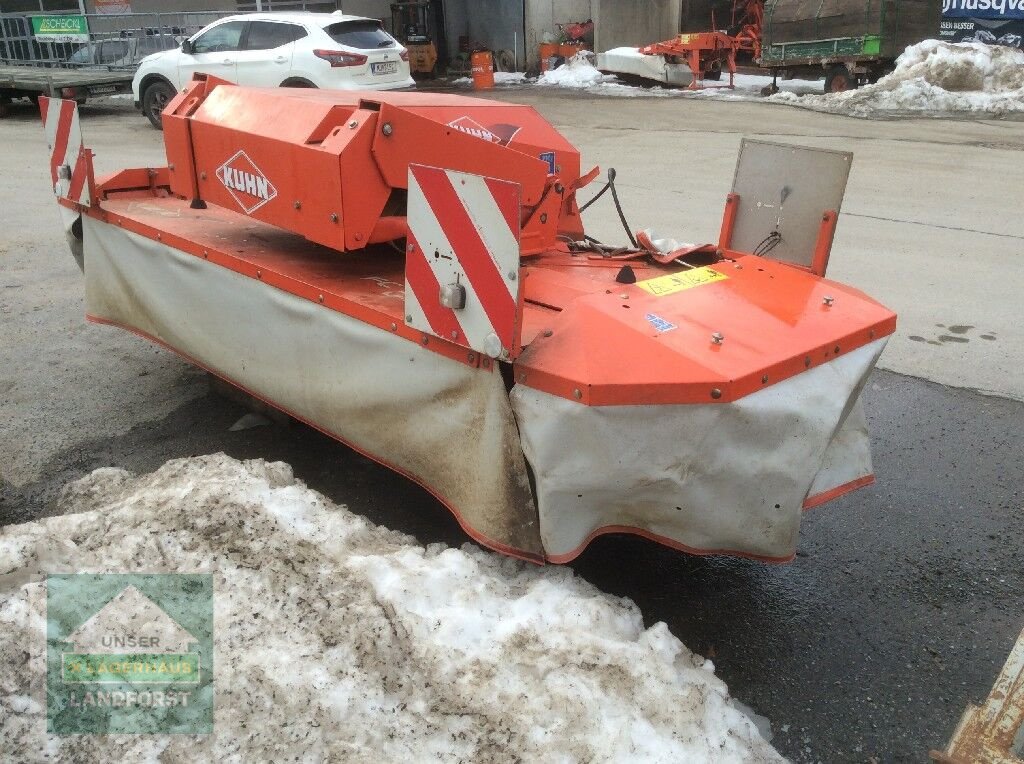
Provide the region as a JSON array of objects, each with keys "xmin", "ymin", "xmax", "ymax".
[
  {"xmin": 598, "ymin": 0, "xmax": 763, "ymax": 90},
  {"xmin": 598, "ymin": 0, "xmax": 939, "ymax": 94},
  {"xmin": 40, "ymin": 78, "xmax": 894, "ymax": 564}
]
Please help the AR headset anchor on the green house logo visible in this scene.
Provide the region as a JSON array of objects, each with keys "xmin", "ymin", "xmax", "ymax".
[{"xmin": 47, "ymin": 574, "xmax": 213, "ymax": 734}]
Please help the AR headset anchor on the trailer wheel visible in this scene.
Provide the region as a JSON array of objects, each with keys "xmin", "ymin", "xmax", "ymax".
[
  {"xmin": 142, "ymin": 80, "xmax": 176, "ymax": 130},
  {"xmin": 824, "ymin": 65, "xmax": 855, "ymax": 94},
  {"xmin": 704, "ymin": 62, "xmax": 722, "ymax": 81}
]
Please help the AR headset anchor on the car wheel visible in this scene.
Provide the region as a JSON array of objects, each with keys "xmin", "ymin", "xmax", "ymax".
[
  {"xmin": 282, "ymin": 79, "xmax": 317, "ymax": 88},
  {"xmin": 143, "ymin": 80, "xmax": 176, "ymax": 130}
]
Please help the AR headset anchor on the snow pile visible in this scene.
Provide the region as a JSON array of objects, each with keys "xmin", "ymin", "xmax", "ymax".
[
  {"xmin": 771, "ymin": 40, "xmax": 1024, "ymax": 116},
  {"xmin": 494, "ymin": 71, "xmax": 527, "ymax": 85},
  {"xmin": 450, "ymin": 71, "xmax": 528, "ymax": 86},
  {"xmin": 604, "ymin": 45, "xmax": 646, "ymax": 60},
  {"xmin": 690, "ymin": 73, "xmax": 822, "ymax": 99},
  {"xmin": 0, "ymin": 455, "xmax": 782, "ymax": 762},
  {"xmin": 538, "ymin": 50, "xmax": 612, "ymax": 88},
  {"xmin": 538, "ymin": 50, "xmax": 818, "ymax": 99}
]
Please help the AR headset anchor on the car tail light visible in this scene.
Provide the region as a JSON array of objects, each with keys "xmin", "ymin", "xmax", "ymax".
[
  {"xmin": 399, "ymin": 49, "xmax": 409, "ymax": 62},
  {"xmin": 313, "ymin": 49, "xmax": 368, "ymax": 67},
  {"xmin": 60, "ymin": 87, "xmax": 78, "ymax": 98}
]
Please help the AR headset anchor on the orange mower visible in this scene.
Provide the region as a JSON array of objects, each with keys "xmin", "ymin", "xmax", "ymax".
[{"xmin": 40, "ymin": 77, "xmax": 894, "ymax": 564}]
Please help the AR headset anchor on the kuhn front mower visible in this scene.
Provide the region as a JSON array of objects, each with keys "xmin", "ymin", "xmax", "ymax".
[{"xmin": 40, "ymin": 77, "xmax": 894, "ymax": 564}]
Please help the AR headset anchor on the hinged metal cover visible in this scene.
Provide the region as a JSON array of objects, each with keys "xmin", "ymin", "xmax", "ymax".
[{"xmin": 729, "ymin": 139, "xmax": 852, "ymax": 269}]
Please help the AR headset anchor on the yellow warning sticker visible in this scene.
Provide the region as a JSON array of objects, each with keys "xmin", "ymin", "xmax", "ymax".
[{"xmin": 636, "ymin": 266, "xmax": 728, "ymax": 297}]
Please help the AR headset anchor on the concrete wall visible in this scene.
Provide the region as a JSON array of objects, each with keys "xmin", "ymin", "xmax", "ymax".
[
  {"xmin": 524, "ymin": 0, "xmax": 593, "ymax": 67},
  {"xmin": 593, "ymin": 0, "xmax": 680, "ymax": 52},
  {"xmin": 340, "ymin": 0, "xmax": 389, "ymax": 22}
]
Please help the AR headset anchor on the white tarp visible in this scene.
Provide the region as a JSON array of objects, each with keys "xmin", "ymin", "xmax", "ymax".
[
  {"xmin": 82, "ymin": 217, "xmax": 543, "ymax": 558},
  {"xmin": 80, "ymin": 214, "xmax": 885, "ymax": 564},
  {"xmin": 595, "ymin": 47, "xmax": 694, "ymax": 87},
  {"xmin": 511, "ymin": 339, "xmax": 886, "ymax": 562}
]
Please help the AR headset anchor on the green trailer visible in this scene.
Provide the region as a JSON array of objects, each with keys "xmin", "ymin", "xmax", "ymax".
[{"xmin": 759, "ymin": 0, "xmax": 941, "ymax": 93}]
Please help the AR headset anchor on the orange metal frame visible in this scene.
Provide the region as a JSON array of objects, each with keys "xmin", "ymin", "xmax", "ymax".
[
  {"xmin": 161, "ymin": 76, "xmax": 586, "ymax": 256},
  {"xmin": 79, "ymin": 179, "xmax": 893, "ymax": 409},
  {"xmin": 64, "ymin": 78, "xmax": 894, "ymax": 410},
  {"xmin": 639, "ymin": 32, "xmax": 739, "ymax": 91}
]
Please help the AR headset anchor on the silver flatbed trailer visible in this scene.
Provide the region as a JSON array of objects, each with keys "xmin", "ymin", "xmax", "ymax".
[{"xmin": 0, "ymin": 65, "xmax": 132, "ymax": 116}]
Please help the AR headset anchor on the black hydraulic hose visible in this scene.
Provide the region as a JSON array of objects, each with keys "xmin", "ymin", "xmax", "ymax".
[
  {"xmin": 578, "ymin": 168, "xmax": 637, "ymax": 248},
  {"xmin": 608, "ymin": 172, "xmax": 638, "ymax": 249},
  {"xmin": 578, "ymin": 180, "xmax": 610, "ymax": 213}
]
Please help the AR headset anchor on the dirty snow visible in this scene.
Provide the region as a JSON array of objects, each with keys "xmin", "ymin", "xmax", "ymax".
[
  {"xmin": 0, "ymin": 454, "xmax": 782, "ymax": 763},
  {"xmin": 450, "ymin": 71, "xmax": 528, "ymax": 86},
  {"xmin": 770, "ymin": 40, "xmax": 1024, "ymax": 116},
  {"xmin": 455, "ymin": 49, "xmax": 818, "ymax": 100},
  {"xmin": 450, "ymin": 40, "xmax": 1024, "ymax": 117},
  {"xmin": 537, "ymin": 54, "xmax": 819, "ymax": 98}
]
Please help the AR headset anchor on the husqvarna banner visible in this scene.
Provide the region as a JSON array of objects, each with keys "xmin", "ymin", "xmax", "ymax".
[
  {"xmin": 942, "ymin": 0, "xmax": 1024, "ymax": 18},
  {"xmin": 940, "ymin": 16, "xmax": 1024, "ymax": 46},
  {"xmin": 942, "ymin": 0, "xmax": 1024, "ymax": 46}
]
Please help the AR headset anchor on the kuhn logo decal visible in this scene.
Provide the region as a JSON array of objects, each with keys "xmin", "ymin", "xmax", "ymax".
[
  {"xmin": 446, "ymin": 116, "xmax": 522, "ymax": 147},
  {"xmin": 216, "ymin": 150, "xmax": 277, "ymax": 214}
]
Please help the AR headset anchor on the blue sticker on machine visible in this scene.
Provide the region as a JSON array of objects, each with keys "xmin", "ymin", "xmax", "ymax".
[
  {"xmin": 539, "ymin": 151, "xmax": 556, "ymax": 174},
  {"xmin": 645, "ymin": 313, "xmax": 677, "ymax": 333}
]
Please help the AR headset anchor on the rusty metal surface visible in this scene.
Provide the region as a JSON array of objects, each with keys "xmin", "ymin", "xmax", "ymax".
[{"xmin": 933, "ymin": 627, "xmax": 1024, "ymax": 764}]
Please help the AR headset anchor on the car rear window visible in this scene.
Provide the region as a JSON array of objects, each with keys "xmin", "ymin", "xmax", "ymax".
[
  {"xmin": 324, "ymin": 21, "xmax": 395, "ymax": 49},
  {"xmin": 245, "ymin": 21, "xmax": 306, "ymax": 51}
]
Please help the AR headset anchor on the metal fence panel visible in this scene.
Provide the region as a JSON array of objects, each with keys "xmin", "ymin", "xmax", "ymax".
[
  {"xmin": 1, "ymin": 3, "xmax": 350, "ymax": 70},
  {"xmin": 0, "ymin": 11, "xmax": 227, "ymax": 69}
]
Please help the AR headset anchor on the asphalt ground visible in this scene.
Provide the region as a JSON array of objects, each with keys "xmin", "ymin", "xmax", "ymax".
[{"xmin": 1, "ymin": 90, "xmax": 1022, "ymax": 762}]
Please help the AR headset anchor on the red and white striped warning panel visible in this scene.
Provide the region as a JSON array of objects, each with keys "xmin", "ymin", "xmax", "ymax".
[
  {"xmin": 39, "ymin": 96, "xmax": 91, "ymax": 207},
  {"xmin": 405, "ymin": 164, "xmax": 522, "ymax": 360}
]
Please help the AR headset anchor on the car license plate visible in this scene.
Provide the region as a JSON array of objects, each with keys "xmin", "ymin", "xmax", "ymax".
[
  {"xmin": 371, "ymin": 61, "xmax": 398, "ymax": 76},
  {"xmin": 90, "ymin": 85, "xmax": 116, "ymax": 94}
]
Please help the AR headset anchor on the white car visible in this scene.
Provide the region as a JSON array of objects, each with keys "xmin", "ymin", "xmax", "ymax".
[{"xmin": 132, "ymin": 12, "xmax": 414, "ymax": 129}]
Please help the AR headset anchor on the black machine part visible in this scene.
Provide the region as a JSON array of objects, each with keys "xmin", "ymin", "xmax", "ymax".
[{"xmin": 392, "ymin": 2, "xmax": 432, "ymax": 44}]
